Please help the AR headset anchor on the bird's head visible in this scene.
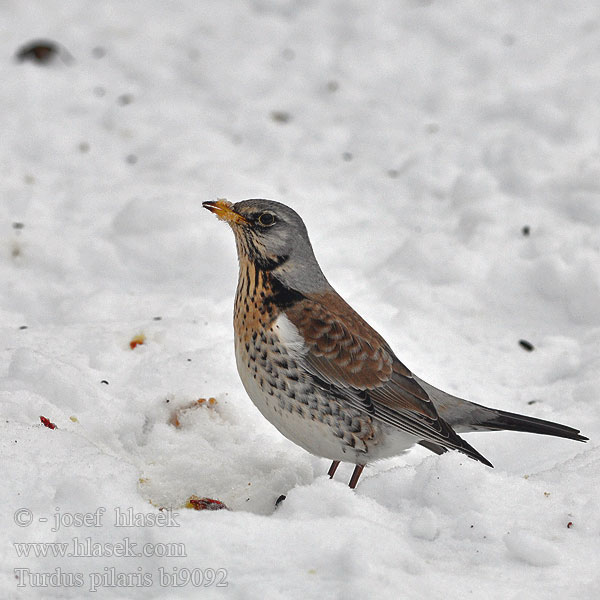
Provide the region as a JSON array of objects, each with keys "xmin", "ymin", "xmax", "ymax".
[{"xmin": 203, "ymin": 198, "xmax": 330, "ymax": 293}]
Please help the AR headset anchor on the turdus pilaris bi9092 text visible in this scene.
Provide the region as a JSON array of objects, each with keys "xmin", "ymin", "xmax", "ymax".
[{"xmin": 203, "ymin": 199, "xmax": 587, "ymax": 489}]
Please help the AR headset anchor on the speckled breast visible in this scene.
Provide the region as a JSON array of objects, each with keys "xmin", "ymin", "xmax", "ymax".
[{"xmin": 232, "ymin": 261, "xmax": 379, "ymax": 462}]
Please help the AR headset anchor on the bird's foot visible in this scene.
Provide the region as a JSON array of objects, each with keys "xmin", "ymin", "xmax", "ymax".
[{"xmin": 327, "ymin": 460, "xmax": 340, "ymax": 479}]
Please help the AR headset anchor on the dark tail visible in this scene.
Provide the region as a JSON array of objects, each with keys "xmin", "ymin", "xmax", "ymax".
[
  {"xmin": 414, "ymin": 375, "xmax": 588, "ymax": 444},
  {"xmin": 419, "ymin": 434, "xmax": 495, "ymax": 468},
  {"xmin": 419, "ymin": 410, "xmax": 586, "ymax": 467},
  {"xmin": 477, "ymin": 409, "xmax": 588, "ymax": 442}
]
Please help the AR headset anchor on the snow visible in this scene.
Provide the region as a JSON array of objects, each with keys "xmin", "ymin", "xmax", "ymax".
[{"xmin": 1, "ymin": 1, "xmax": 599, "ymax": 598}]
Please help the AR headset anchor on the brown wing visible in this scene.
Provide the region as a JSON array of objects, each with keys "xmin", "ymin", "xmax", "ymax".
[
  {"xmin": 284, "ymin": 292, "xmax": 435, "ymax": 415},
  {"xmin": 284, "ymin": 291, "xmax": 493, "ymax": 465}
]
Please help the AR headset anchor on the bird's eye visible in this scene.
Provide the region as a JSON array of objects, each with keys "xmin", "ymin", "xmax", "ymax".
[{"xmin": 257, "ymin": 212, "xmax": 276, "ymax": 227}]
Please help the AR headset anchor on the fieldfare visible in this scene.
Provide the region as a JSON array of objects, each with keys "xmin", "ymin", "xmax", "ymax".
[{"xmin": 203, "ymin": 199, "xmax": 587, "ymax": 489}]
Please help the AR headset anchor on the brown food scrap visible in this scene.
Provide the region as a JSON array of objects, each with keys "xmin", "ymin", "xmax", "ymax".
[
  {"xmin": 567, "ymin": 521, "xmax": 573, "ymax": 529},
  {"xmin": 16, "ymin": 40, "xmax": 60, "ymax": 63},
  {"xmin": 169, "ymin": 397, "xmax": 217, "ymax": 428},
  {"xmin": 186, "ymin": 495, "xmax": 228, "ymax": 511},
  {"xmin": 16, "ymin": 40, "xmax": 73, "ymax": 65},
  {"xmin": 130, "ymin": 334, "xmax": 146, "ymax": 349},
  {"xmin": 40, "ymin": 416, "xmax": 57, "ymax": 429},
  {"xmin": 198, "ymin": 397, "xmax": 217, "ymax": 407}
]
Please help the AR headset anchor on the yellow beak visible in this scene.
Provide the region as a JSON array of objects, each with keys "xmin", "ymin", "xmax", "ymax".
[{"xmin": 202, "ymin": 199, "xmax": 249, "ymax": 225}]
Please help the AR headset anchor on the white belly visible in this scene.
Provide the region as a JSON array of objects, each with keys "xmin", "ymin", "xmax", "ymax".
[{"xmin": 234, "ymin": 337, "xmax": 418, "ymax": 463}]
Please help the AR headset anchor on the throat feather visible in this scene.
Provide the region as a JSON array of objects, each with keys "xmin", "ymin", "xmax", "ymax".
[{"xmin": 235, "ymin": 261, "xmax": 304, "ymax": 331}]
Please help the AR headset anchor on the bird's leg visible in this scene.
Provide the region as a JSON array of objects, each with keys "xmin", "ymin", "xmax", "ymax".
[
  {"xmin": 327, "ymin": 460, "xmax": 340, "ymax": 479},
  {"xmin": 348, "ymin": 464, "xmax": 365, "ymax": 489}
]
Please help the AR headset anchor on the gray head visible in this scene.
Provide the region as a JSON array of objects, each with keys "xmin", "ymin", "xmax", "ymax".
[{"xmin": 203, "ymin": 198, "xmax": 331, "ymax": 293}]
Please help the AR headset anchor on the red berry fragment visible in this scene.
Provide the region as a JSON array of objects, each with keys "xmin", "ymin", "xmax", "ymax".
[
  {"xmin": 40, "ymin": 416, "xmax": 57, "ymax": 429},
  {"xmin": 186, "ymin": 495, "xmax": 228, "ymax": 511},
  {"xmin": 129, "ymin": 334, "xmax": 146, "ymax": 349}
]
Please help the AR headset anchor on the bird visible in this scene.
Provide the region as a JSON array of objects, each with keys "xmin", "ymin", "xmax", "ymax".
[{"xmin": 202, "ymin": 198, "xmax": 588, "ymax": 489}]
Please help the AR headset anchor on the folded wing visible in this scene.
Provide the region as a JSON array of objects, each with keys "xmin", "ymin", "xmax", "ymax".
[{"xmin": 284, "ymin": 292, "xmax": 493, "ymax": 466}]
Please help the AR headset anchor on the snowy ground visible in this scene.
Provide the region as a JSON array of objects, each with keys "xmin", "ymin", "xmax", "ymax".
[{"xmin": 1, "ymin": 1, "xmax": 599, "ymax": 598}]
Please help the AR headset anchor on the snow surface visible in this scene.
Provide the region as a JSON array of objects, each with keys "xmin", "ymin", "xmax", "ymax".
[{"xmin": 1, "ymin": 1, "xmax": 599, "ymax": 598}]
